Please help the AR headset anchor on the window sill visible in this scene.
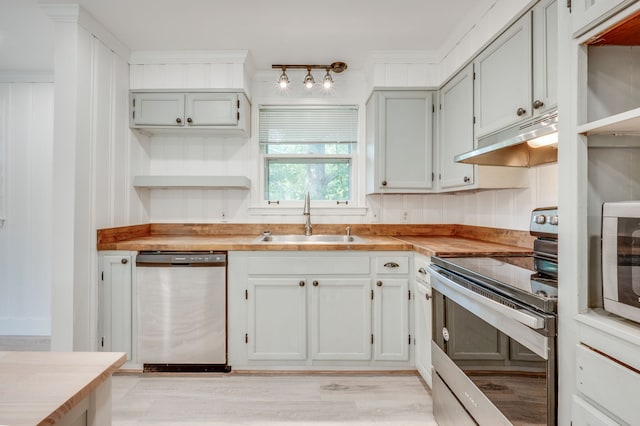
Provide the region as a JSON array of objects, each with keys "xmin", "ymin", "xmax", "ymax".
[{"xmin": 249, "ymin": 206, "xmax": 367, "ymax": 216}]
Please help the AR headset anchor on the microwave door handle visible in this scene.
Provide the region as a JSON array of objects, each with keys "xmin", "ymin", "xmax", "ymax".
[{"xmin": 426, "ymin": 265, "xmax": 545, "ymax": 330}]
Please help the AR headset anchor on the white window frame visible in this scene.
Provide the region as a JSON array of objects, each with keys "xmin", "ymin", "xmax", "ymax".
[{"xmin": 254, "ymin": 103, "xmax": 365, "ymax": 214}]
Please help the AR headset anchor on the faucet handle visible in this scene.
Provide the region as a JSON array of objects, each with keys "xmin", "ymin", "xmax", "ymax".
[{"xmin": 345, "ymin": 226, "xmax": 351, "ymax": 236}]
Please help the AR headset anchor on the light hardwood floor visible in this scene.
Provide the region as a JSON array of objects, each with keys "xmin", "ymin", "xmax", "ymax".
[{"xmin": 112, "ymin": 372, "xmax": 436, "ymax": 425}]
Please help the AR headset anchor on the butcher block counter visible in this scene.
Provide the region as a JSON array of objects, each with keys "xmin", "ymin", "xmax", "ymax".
[
  {"xmin": 0, "ymin": 351, "xmax": 126, "ymax": 426},
  {"xmin": 97, "ymin": 223, "xmax": 534, "ymax": 256}
]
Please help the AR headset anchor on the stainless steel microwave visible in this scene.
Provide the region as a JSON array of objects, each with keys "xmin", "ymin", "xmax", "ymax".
[{"xmin": 602, "ymin": 201, "xmax": 640, "ymax": 323}]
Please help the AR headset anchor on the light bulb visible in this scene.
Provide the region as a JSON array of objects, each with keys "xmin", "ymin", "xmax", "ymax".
[
  {"xmin": 303, "ymin": 69, "xmax": 315, "ymax": 89},
  {"xmin": 277, "ymin": 70, "xmax": 289, "ymax": 89},
  {"xmin": 323, "ymin": 70, "xmax": 334, "ymax": 89},
  {"xmin": 527, "ymin": 132, "xmax": 558, "ymax": 148}
]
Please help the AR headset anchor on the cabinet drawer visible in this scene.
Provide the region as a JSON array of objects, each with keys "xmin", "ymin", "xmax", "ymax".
[
  {"xmin": 374, "ymin": 256, "xmax": 409, "ymax": 274},
  {"xmin": 248, "ymin": 256, "xmax": 370, "ymax": 275},
  {"xmin": 414, "ymin": 255, "xmax": 431, "ymax": 283},
  {"xmin": 572, "ymin": 395, "xmax": 619, "ymax": 426},
  {"xmin": 576, "ymin": 343, "xmax": 640, "ymax": 425}
]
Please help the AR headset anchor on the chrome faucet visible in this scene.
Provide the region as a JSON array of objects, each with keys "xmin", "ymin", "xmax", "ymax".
[{"xmin": 303, "ymin": 191, "xmax": 312, "ymax": 236}]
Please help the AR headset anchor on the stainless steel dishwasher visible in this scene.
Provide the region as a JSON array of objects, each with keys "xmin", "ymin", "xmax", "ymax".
[{"xmin": 136, "ymin": 251, "xmax": 229, "ymax": 372}]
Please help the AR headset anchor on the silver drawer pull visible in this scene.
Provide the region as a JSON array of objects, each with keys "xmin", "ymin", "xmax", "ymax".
[
  {"xmin": 418, "ymin": 267, "xmax": 427, "ymax": 275},
  {"xmin": 384, "ymin": 262, "xmax": 400, "ymax": 268}
]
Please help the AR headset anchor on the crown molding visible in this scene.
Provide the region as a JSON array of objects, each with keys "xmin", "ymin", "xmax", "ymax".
[
  {"xmin": 40, "ymin": 3, "xmax": 131, "ymax": 62},
  {"xmin": 129, "ymin": 50, "xmax": 251, "ymax": 65}
]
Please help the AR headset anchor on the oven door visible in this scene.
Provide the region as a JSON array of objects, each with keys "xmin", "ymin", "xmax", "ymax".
[{"xmin": 428, "ymin": 265, "xmax": 556, "ymax": 426}]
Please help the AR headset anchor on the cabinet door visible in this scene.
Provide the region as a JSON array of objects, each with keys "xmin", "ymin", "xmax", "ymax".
[
  {"xmin": 132, "ymin": 93, "xmax": 185, "ymax": 126},
  {"xmin": 373, "ymin": 278, "xmax": 409, "ymax": 361},
  {"xmin": 414, "ymin": 280, "xmax": 432, "ymax": 384},
  {"xmin": 571, "ymin": 0, "xmax": 627, "ymax": 35},
  {"xmin": 438, "ymin": 64, "xmax": 475, "ymax": 190},
  {"xmin": 378, "ymin": 91, "xmax": 434, "ymax": 191},
  {"xmin": 247, "ymin": 278, "xmax": 307, "ymax": 360},
  {"xmin": 533, "ymin": 0, "xmax": 558, "ymax": 115},
  {"xmin": 310, "ymin": 278, "xmax": 371, "ymax": 360},
  {"xmin": 184, "ymin": 93, "xmax": 239, "ymax": 126},
  {"xmin": 474, "ymin": 13, "xmax": 532, "ymax": 137},
  {"xmin": 99, "ymin": 254, "xmax": 132, "ymax": 360}
]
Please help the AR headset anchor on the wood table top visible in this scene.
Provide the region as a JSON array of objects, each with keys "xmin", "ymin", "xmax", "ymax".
[{"xmin": 0, "ymin": 351, "xmax": 126, "ymax": 425}]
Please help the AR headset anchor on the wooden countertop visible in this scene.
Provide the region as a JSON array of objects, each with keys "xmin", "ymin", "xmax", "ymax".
[
  {"xmin": 0, "ymin": 351, "xmax": 126, "ymax": 425},
  {"xmin": 97, "ymin": 223, "xmax": 534, "ymax": 256}
]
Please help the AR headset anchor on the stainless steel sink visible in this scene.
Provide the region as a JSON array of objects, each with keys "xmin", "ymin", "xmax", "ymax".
[{"xmin": 255, "ymin": 234, "xmax": 367, "ymax": 243}]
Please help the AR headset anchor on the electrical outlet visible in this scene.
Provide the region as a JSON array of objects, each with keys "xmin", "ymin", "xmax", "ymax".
[
  {"xmin": 402, "ymin": 210, "xmax": 409, "ymax": 224},
  {"xmin": 370, "ymin": 209, "xmax": 380, "ymax": 223},
  {"xmin": 220, "ymin": 211, "xmax": 228, "ymax": 222}
]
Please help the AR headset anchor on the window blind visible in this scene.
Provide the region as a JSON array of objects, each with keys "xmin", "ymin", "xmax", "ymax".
[{"xmin": 259, "ymin": 106, "xmax": 358, "ymax": 144}]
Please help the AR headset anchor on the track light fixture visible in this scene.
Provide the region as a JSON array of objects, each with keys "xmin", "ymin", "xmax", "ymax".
[
  {"xmin": 303, "ymin": 67, "xmax": 315, "ymax": 89},
  {"xmin": 277, "ymin": 66, "xmax": 289, "ymax": 89},
  {"xmin": 272, "ymin": 62, "xmax": 347, "ymax": 90}
]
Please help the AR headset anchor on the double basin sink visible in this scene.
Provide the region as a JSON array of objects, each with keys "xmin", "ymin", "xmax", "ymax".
[{"xmin": 255, "ymin": 233, "xmax": 367, "ymax": 244}]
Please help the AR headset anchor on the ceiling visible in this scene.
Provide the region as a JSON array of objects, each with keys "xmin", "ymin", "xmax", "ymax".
[{"xmin": 1, "ymin": 0, "xmax": 488, "ymax": 72}]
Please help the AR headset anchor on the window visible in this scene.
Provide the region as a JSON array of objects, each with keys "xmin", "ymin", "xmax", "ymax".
[{"xmin": 259, "ymin": 106, "xmax": 358, "ymax": 203}]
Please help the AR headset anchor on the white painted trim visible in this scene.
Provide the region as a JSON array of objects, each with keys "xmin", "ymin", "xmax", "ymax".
[
  {"xmin": 366, "ymin": 51, "xmax": 439, "ymax": 65},
  {"xmin": 40, "ymin": 4, "xmax": 131, "ymax": 63},
  {"xmin": 129, "ymin": 50, "xmax": 250, "ymax": 65},
  {"xmin": 39, "ymin": 4, "xmax": 81, "ymax": 23},
  {"xmin": 249, "ymin": 207, "xmax": 367, "ymax": 216},
  {"xmin": 0, "ymin": 71, "xmax": 54, "ymax": 83}
]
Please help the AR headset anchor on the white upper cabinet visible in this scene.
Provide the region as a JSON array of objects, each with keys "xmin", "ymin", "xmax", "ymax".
[
  {"xmin": 571, "ymin": 0, "xmax": 633, "ymax": 36},
  {"xmin": 474, "ymin": 12, "xmax": 533, "ymax": 138},
  {"xmin": 130, "ymin": 91, "xmax": 250, "ymax": 135},
  {"xmin": 185, "ymin": 93, "xmax": 241, "ymax": 126},
  {"xmin": 366, "ymin": 90, "xmax": 434, "ymax": 193},
  {"xmin": 533, "ymin": 0, "xmax": 559, "ymax": 115},
  {"xmin": 438, "ymin": 64, "xmax": 475, "ymax": 190}
]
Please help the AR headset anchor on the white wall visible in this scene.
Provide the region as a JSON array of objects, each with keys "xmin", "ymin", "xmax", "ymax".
[
  {"xmin": 45, "ymin": 4, "xmax": 144, "ymax": 350},
  {"xmin": 138, "ymin": 64, "xmax": 557, "ymax": 230},
  {"xmin": 0, "ymin": 81, "xmax": 53, "ymax": 335}
]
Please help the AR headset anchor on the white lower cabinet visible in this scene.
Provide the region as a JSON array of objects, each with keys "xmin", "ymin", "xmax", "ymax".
[
  {"xmin": 413, "ymin": 254, "xmax": 432, "ymax": 386},
  {"xmin": 230, "ymin": 251, "xmax": 412, "ymax": 368},
  {"xmin": 311, "ymin": 278, "xmax": 372, "ymax": 361},
  {"xmin": 98, "ymin": 251, "xmax": 136, "ymax": 362},
  {"xmin": 247, "ymin": 278, "xmax": 307, "ymax": 361}
]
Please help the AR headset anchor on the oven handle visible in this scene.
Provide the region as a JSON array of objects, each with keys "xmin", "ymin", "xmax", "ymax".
[{"xmin": 426, "ymin": 265, "xmax": 545, "ymax": 330}]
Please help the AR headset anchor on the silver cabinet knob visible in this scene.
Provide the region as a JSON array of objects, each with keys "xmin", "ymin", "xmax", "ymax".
[
  {"xmin": 381, "ymin": 180, "xmax": 387, "ymax": 186},
  {"xmin": 425, "ymin": 291, "xmax": 431, "ymax": 301},
  {"xmin": 442, "ymin": 327, "xmax": 450, "ymax": 342},
  {"xmin": 187, "ymin": 117, "xmax": 193, "ymax": 124},
  {"xmin": 376, "ymin": 281, "xmax": 383, "ymax": 287},
  {"xmin": 312, "ymin": 280, "xmax": 319, "ymax": 287},
  {"xmin": 299, "ymin": 281, "xmax": 305, "ymax": 287},
  {"xmin": 176, "ymin": 117, "xmax": 182, "ymax": 124},
  {"xmin": 121, "ymin": 258, "xmax": 128, "ymax": 264},
  {"xmin": 533, "ymin": 99, "xmax": 544, "ymax": 109},
  {"xmin": 517, "ymin": 107, "xmax": 527, "ymax": 116},
  {"xmin": 463, "ymin": 176, "xmax": 471, "ymax": 183}
]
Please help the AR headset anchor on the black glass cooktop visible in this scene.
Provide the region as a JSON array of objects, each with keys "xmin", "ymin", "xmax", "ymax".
[{"xmin": 431, "ymin": 255, "xmax": 558, "ymax": 314}]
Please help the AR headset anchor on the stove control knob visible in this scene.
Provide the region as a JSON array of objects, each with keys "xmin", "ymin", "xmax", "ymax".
[
  {"xmin": 534, "ymin": 214, "xmax": 546, "ymax": 224},
  {"xmin": 549, "ymin": 215, "xmax": 558, "ymax": 226}
]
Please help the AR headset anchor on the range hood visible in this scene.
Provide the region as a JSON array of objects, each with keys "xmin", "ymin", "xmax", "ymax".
[{"xmin": 455, "ymin": 110, "xmax": 558, "ymax": 167}]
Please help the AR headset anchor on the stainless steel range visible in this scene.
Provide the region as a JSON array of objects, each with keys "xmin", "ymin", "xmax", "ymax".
[{"xmin": 428, "ymin": 207, "xmax": 558, "ymax": 426}]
